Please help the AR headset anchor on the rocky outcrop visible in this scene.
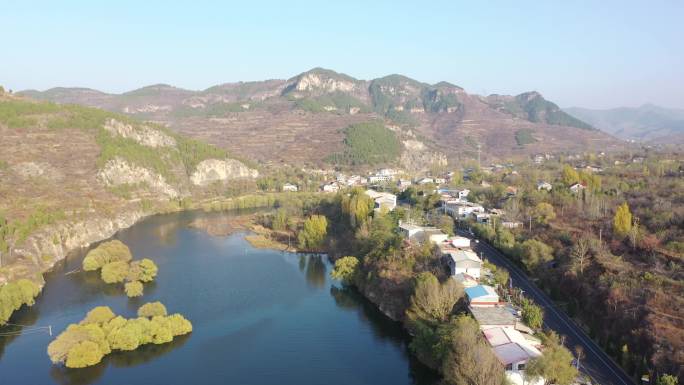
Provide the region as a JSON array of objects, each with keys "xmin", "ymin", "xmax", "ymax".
[
  {"xmin": 11, "ymin": 161, "xmax": 63, "ymax": 181},
  {"xmin": 190, "ymin": 159, "xmax": 259, "ymax": 186},
  {"xmin": 104, "ymin": 118, "xmax": 176, "ymax": 147},
  {"xmin": 294, "ymin": 73, "xmax": 357, "ymax": 93},
  {"xmin": 10, "ymin": 209, "xmax": 147, "ymax": 280},
  {"xmin": 97, "ymin": 157, "xmax": 179, "ymax": 198}
]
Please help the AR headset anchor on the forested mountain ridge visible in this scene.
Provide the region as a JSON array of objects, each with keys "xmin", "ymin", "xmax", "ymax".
[{"xmin": 20, "ymin": 68, "xmax": 622, "ymax": 166}]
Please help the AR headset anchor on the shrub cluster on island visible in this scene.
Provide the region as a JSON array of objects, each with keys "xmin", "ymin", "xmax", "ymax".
[
  {"xmin": 82, "ymin": 240, "xmax": 158, "ymax": 297},
  {"xmin": 47, "ymin": 302, "xmax": 192, "ymax": 368}
]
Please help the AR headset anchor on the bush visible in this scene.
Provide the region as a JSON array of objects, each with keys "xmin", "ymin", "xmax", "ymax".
[
  {"xmin": 124, "ymin": 281, "xmax": 144, "ymax": 297},
  {"xmin": 82, "ymin": 240, "xmax": 133, "ymax": 271},
  {"xmin": 101, "ymin": 261, "xmax": 130, "ymax": 284},
  {"xmin": 47, "ymin": 303, "xmax": 192, "ymax": 368},
  {"xmin": 330, "ymin": 256, "xmax": 360, "ymax": 286},
  {"xmin": 406, "ymin": 272, "xmax": 464, "ymax": 324},
  {"xmin": 138, "ymin": 302, "xmax": 168, "ymax": 318}
]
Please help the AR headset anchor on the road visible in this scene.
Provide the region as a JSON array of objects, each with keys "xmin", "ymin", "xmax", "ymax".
[{"xmin": 459, "ymin": 230, "xmax": 636, "ymax": 385}]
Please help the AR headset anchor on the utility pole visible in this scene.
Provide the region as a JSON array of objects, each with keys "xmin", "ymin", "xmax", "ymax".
[
  {"xmin": 477, "ymin": 144, "xmax": 482, "ymax": 168},
  {"xmin": 529, "ymin": 215, "xmax": 532, "ymax": 232}
]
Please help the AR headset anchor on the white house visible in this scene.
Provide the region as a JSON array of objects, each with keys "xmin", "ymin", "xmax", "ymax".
[
  {"xmin": 416, "ymin": 177, "xmax": 434, "ymax": 185},
  {"xmin": 364, "ymin": 190, "xmax": 397, "ymax": 212},
  {"xmin": 368, "ymin": 174, "xmax": 392, "ymax": 184},
  {"xmin": 322, "ymin": 182, "xmax": 340, "ymax": 193},
  {"xmin": 450, "ymin": 236, "xmax": 471, "ymax": 248},
  {"xmin": 465, "ymin": 285, "xmax": 500, "ymax": 307},
  {"xmin": 399, "ymin": 223, "xmax": 448, "ymax": 244},
  {"xmin": 446, "ymin": 249, "xmax": 482, "ymax": 279},
  {"xmin": 483, "ymin": 327, "xmax": 543, "ymax": 385},
  {"xmin": 453, "ymin": 273, "xmax": 479, "ymax": 288},
  {"xmin": 569, "ymin": 182, "xmax": 587, "ymax": 193},
  {"xmin": 282, "ymin": 183, "xmax": 298, "ymax": 192},
  {"xmin": 444, "ymin": 201, "xmax": 485, "ymax": 218},
  {"xmin": 434, "ymin": 177, "xmax": 446, "ymax": 185},
  {"xmin": 397, "ymin": 179, "xmax": 412, "ymax": 191}
]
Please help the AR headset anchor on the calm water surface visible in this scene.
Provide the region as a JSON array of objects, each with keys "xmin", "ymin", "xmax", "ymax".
[{"xmin": 0, "ymin": 211, "xmax": 437, "ymax": 385}]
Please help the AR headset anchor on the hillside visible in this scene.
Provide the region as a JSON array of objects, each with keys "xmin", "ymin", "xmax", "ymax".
[
  {"xmin": 0, "ymin": 91, "xmax": 258, "ymax": 285},
  {"xmin": 565, "ymin": 104, "xmax": 684, "ymax": 144},
  {"xmin": 19, "ymin": 68, "xmax": 622, "ymax": 166}
]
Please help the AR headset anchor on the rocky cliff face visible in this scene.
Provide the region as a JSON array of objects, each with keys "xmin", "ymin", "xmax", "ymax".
[
  {"xmin": 97, "ymin": 157, "xmax": 180, "ymax": 198},
  {"xmin": 190, "ymin": 158, "xmax": 259, "ymax": 186},
  {"xmin": 104, "ymin": 118, "xmax": 176, "ymax": 147}
]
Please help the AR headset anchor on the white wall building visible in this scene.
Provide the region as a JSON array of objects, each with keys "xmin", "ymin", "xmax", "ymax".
[{"xmin": 446, "ymin": 249, "xmax": 482, "ymax": 279}]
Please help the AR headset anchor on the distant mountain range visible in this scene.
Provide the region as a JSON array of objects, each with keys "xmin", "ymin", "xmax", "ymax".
[
  {"xmin": 565, "ymin": 104, "xmax": 684, "ymax": 144},
  {"xmin": 19, "ymin": 68, "xmax": 621, "ymax": 166}
]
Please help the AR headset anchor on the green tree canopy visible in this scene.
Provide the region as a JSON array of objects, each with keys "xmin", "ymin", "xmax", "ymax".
[
  {"xmin": 297, "ymin": 215, "xmax": 328, "ymax": 250},
  {"xmin": 561, "ymin": 165, "xmax": 579, "ymax": 186},
  {"xmin": 82, "ymin": 240, "xmax": 132, "ymax": 271},
  {"xmin": 521, "ymin": 297, "xmax": 544, "ymax": 330},
  {"xmin": 330, "ymin": 256, "xmax": 360, "ymax": 286},
  {"xmin": 101, "ymin": 261, "xmax": 130, "ymax": 284},
  {"xmin": 613, "ymin": 202, "xmax": 633, "ymax": 238},
  {"xmin": 520, "ymin": 239, "xmax": 554, "ymax": 271},
  {"xmin": 124, "ymin": 281, "xmax": 144, "ymax": 297},
  {"xmin": 138, "ymin": 302, "xmax": 168, "ymax": 318},
  {"xmin": 525, "ymin": 332, "xmax": 578, "ymax": 385},
  {"xmin": 533, "ymin": 202, "xmax": 556, "ymax": 225},
  {"xmin": 407, "ymin": 272, "xmax": 464, "ymax": 324}
]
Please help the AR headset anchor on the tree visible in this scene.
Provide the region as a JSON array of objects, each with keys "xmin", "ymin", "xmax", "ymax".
[
  {"xmin": 132, "ymin": 258, "xmax": 158, "ymax": 282},
  {"xmin": 533, "ymin": 202, "xmax": 556, "ymax": 225},
  {"xmin": 330, "ymin": 256, "xmax": 360, "ymax": 286},
  {"xmin": 656, "ymin": 374, "xmax": 678, "ymax": 385},
  {"xmin": 124, "ymin": 281, "xmax": 143, "ymax": 297},
  {"xmin": 520, "ymin": 297, "xmax": 544, "ymax": 330},
  {"xmin": 561, "ymin": 165, "xmax": 579, "ymax": 186},
  {"xmin": 437, "ymin": 215, "xmax": 454, "ymax": 236},
  {"xmin": 442, "ymin": 315, "xmax": 505, "ymax": 385},
  {"xmin": 81, "ymin": 306, "xmax": 116, "ymax": 325},
  {"xmin": 297, "ymin": 215, "xmax": 328, "ymax": 250},
  {"xmin": 520, "ymin": 239, "xmax": 554, "ymax": 271},
  {"xmin": 138, "ymin": 302, "xmax": 167, "ymax": 318},
  {"xmin": 613, "ymin": 202, "xmax": 632, "ymax": 238},
  {"xmin": 82, "ymin": 240, "xmax": 132, "ymax": 271},
  {"xmin": 407, "ymin": 272, "xmax": 464, "ymax": 324},
  {"xmin": 101, "ymin": 261, "xmax": 130, "ymax": 284},
  {"xmin": 271, "ymin": 208, "xmax": 288, "ymax": 231},
  {"xmin": 525, "ymin": 332, "xmax": 578, "ymax": 385},
  {"xmin": 65, "ymin": 340, "xmax": 104, "ymax": 368},
  {"xmin": 571, "ymin": 237, "xmax": 591, "ymax": 275}
]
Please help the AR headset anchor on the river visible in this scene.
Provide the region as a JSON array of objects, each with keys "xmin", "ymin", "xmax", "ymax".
[{"xmin": 0, "ymin": 210, "xmax": 438, "ymax": 385}]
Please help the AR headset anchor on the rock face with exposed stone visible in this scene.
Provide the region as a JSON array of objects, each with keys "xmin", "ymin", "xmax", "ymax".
[
  {"xmin": 190, "ymin": 159, "xmax": 259, "ymax": 186},
  {"xmin": 104, "ymin": 118, "xmax": 176, "ymax": 148},
  {"xmin": 97, "ymin": 157, "xmax": 179, "ymax": 198}
]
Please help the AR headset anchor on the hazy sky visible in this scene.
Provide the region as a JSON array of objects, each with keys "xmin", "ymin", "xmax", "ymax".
[{"xmin": 1, "ymin": 0, "xmax": 682, "ymax": 109}]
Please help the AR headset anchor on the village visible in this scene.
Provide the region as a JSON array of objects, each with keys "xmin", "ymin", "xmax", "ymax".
[{"xmin": 285, "ymin": 165, "xmax": 557, "ymax": 385}]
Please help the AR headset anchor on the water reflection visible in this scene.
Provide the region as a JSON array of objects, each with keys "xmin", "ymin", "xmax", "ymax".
[
  {"xmin": 0, "ymin": 305, "xmax": 41, "ymax": 360},
  {"xmin": 304, "ymin": 254, "xmax": 327, "ymax": 288}
]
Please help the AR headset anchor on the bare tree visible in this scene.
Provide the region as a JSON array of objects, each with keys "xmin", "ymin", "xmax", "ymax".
[{"xmin": 571, "ymin": 237, "xmax": 591, "ymax": 275}]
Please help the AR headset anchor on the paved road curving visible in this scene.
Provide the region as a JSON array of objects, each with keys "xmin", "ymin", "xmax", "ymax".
[{"xmin": 460, "ymin": 230, "xmax": 636, "ymax": 385}]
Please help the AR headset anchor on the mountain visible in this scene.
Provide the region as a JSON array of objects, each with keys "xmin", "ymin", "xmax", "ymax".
[
  {"xmin": 0, "ymin": 91, "xmax": 258, "ymax": 283},
  {"xmin": 565, "ymin": 104, "xmax": 684, "ymax": 144},
  {"xmin": 18, "ymin": 68, "xmax": 621, "ymax": 166}
]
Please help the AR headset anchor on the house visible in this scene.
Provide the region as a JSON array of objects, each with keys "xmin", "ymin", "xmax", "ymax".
[
  {"xmin": 445, "ymin": 249, "xmax": 482, "ymax": 279},
  {"xmin": 450, "ymin": 236, "xmax": 470, "ymax": 248},
  {"xmin": 453, "ymin": 273, "xmax": 478, "ymax": 288},
  {"xmin": 397, "ymin": 179, "xmax": 412, "ymax": 191},
  {"xmin": 505, "ymin": 186, "xmax": 518, "ymax": 196},
  {"xmin": 434, "ymin": 177, "xmax": 446, "ymax": 185},
  {"xmin": 457, "ymin": 189, "xmax": 470, "ymax": 199},
  {"xmin": 537, "ymin": 181, "xmax": 552, "ymax": 191},
  {"xmin": 474, "ymin": 212, "xmax": 491, "ymax": 224},
  {"xmin": 444, "ymin": 201, "xmax": 485, "ymax": 218},
  {"xmin": 322, "ymin": 182, "xmax": 340, "ymax": 193},
  {"xmin": 399, "ymin": 223, "xmax": 448, "ymax": 244},
  {"xmin": 483, "ymin": 327, "xmax": 543, "ymax": 384},
  {"xmin": 465, "ymin": 285, "xmax": 500, "ymax": 307},
  {"xmin": 416, "ymin": 177, "xmax": 434, "ymax": 185},
  {"xmin": 364, "ymin": 190, "xmax": 397, "ymax": 212},
  {"xmin": 368, "ymin": 174, "xmax": 392, "ymax": 184},
  {"xmin": 569, "ymin": 182, "xmax": 586, "ymax": 193},
  {"xmin": 469, "ymin": 306, "xmax": 518, "ymax": 330},
  {"xmin": 501, "ymin": 221, "xmax": 522, "ymax": 229},
  {"xmin": 282, "ymin": 183, "xmax": 298, "ymax": 192},
  {"xmin": 346, "ymin": 175, "xmax": 366, "ymax": 186},
  {"xmin": 399, "ymin": 222, "xmax": 424, "ymax": 239}
]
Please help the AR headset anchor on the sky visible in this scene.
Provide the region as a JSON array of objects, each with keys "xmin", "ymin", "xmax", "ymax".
[{"xmin": 1, "ymin": 0, "xmax": 682, "ymax": 109}]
